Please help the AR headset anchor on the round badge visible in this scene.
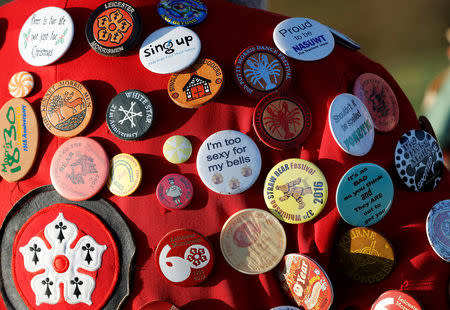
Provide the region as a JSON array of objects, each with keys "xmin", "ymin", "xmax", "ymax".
[
  {"xmin": 220, "ymin": 208, "xmax": 287, "ymax": 275},
  {"xmin": 41, "ymin": 80, "xmax": 93, "ymax": 138},
  {"xmin": 327, "ymin": 26, "xmax": 361, "ymax": 50},
  {"xmin": 50, "ymin": 137, "xmax": 109, "ymax": 201},
  {"xmin": 336, "ymin": 227, "xmax": 395, "ymax": 284},
  {"xmin": 253, "ymin": 93, "xmax": 312, "ymax": 150},
  {"xmin": 371, "ymin": 290, "xmax": 423, "ymax": 310},
  {"xmin": 196, "ymin": 130, "xmax": 262, "ymax": 195},
  {"xmin": 155, "ymin": 229, "xmax": 214, "ymax": 286},
  {"xmin": 18, "ymin": 7, "xmax": 74, "ymax": 66},
  {"xmin": 86, "ymin": 1, "xmax": 142, "ymax": 56},
  {"xmin": 353, "ymin": 73, "xmax": 399, "ymax": 132},
  {"xmin": 139, "ymin": 26, "xmax": 201, "ymax": 74},
  {"xmin": 163, "ymin": 135, "xmax": 192, "ymax": 164},
  {"xmin": 426, "ymin": 200, "xmax": 450, "ymax": 262},
  {"xmin": 336, "ymin": 163, "xmax": 394, "ymax": 227},
  {"xmin": 107, "ymin": 153, "xmax": 142, "ymax": 197},
  {"xmin": 106, "ymin": 89, "xmax": 154, "ymax": 140},
  {"xmin": 394, "ymin": 130, "xmax": 444, "ymax": 192},
  {"xmin": 0, "ymin": 98, "xmax": 39, "ymax": 182},
  {"xmin": 139, "ymin": 301, "xmax": 181, "ymax": 310},
  {"xmin": 157, "ymin": 0, "xmax": 207, "ymax": 26},
  {"xmin": 278, "ymin": 254, "xmax": 334, "ymax": 310},
  {"xmin": 234, "ymin": 44, "xmax": 292, "ymax": 99},
  {"xmin": 264, "ymin": 158, "xmax": 328, "ymax": 224},
  {"xmin": 168, "ymin": 58, "xmax": 224, "ymax": 108},
  {"xmin": 328, "ymin": 93, "xmax": 375, "ymax": 156},
  {"xmin": 9, "ymin": 71, "xmax": 34, "ymax": 98},
  {"xmin": 273, "ymin": 17, "xmax": 335, "ymax": 61},
  {"xmin": 271, "ymin": 307, "xmax": 301, "ymax": 310},
  {"xmin": 156, "ymin": 173, "xmax": 193, "ymax": 210}
]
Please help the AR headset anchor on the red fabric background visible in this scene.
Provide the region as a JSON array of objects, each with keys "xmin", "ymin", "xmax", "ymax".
[{"xmin": 0, "ymin": 0, "xmax": 448, "ymax": 309}]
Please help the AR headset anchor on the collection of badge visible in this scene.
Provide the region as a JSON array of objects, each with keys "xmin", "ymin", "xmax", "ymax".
[{"xmin": 0, "ymin": 0, "xmax": 448, "ymax": 309}]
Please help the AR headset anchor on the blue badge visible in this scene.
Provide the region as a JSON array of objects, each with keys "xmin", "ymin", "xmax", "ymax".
[
  {"xmin": 336, "ymin": 163, "xmax": 394, "ymax": 226},
  {"xmin": 426, "ymin": 200, "xmax": 450, "ymax": 262},
  {"xmin": 158, "ymin": 0, "xmax": 207, "ymax": 26}
]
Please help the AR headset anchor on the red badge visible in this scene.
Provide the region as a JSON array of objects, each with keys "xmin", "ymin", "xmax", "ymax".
[
  {"xmin": 155, "ymin": 229, "xmax": 214, "ymax": 286},
  {"xmin": 139, "ymin": 301, "xmax": 180, "ymax": 310},
  {"xmin": 156, "ymin": 174, "xmax": 194, "ymax": 210},
  {"xmin": 371, "ymin": 290, "xmax": 423, "ymax": 310},
  {"xmin": 11, "ymin": 204, "xmax": 119, "ymax": 309}
]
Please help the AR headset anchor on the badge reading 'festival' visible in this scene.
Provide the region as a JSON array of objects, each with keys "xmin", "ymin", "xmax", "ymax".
[
  {"xmin": 158, "ymin": 0, "xmax": 208, "ymax": 26},
  {"xmin": 9, "ymin": 71, "xmax": 34, "ymax": 98},
  {"xmin": 394, "ymin": 130, "xmax": 444, "ymax": 192},
  {"xmin": 155, "ymin": 229, "xmax": 214, "ymax": 286},
  {"xmin": 0, "ymin": 98, "xmax": 39, "ymax": 182},
  {"xmin": 329, "ymin": 93, "xmax": 375, "ymax": 156},
  {"xmin": 273, "ymin": 17, "xmax": 335, "ymax": 61},
  {"xmin": 426, "ymin": 200, "xmax": 450, "ymax": 262},
  {"xmin": 41, "ymin": 80, "xmax": 93, "ymax": 138},
  {"xmin": 139, "ymin": 301, "xmax": 181, "ymax": 310},
  {"xmin": 197, "ymin": 130, "xmax": 262, "ymax": 195},
  {"xmin": 220, "ymin": 209, "xmax": 286, "ymax": 275},
  {"xmin": 12, "ymin": 204, "xmax": 119, "ymax": 309},
  {"xmin": 264, "ymin": 159, "xmax": 328, "ymax": 224},
  {"xmin": 157, "ymin": 173, "xmax": 193, "ymax": 210},
  {"xmin": 139, "ymin": 26, "xmax": 201, "ymax": 74},
  {"xmin": 253, "ymin": 93, "xmax": 312, "ymax": 150},
  {"xmin": 353, "ymin": 73, "xmax": 399, "ymax": 132},
  {"xmin": 234, "ymin": 45, "xmax": 292, "ymax": 99},
  {"xmin": 278, "ymin": 254, "xmax": 334, "ymax": 310},
  {"xmin": 168, "ymin": 58, "xmax": 224, "ymax": 108},
  {"xmin": 107, "ymin": 153, "xmax": 142, "ymax": 197},
  {"xmin": 336, "ymin": 163, "xmax": 394, "ymax": 227},
  {"xmin": 18, "ymin": 7, "xmax": 74, "ymax": 66},
  {"xmin": 86, "ymin": 1, "xmax": 142, "ymax": 56},
  {"xmin": 371, "ymin": 290, "xmax": 423, "ymax": 310},
  {"xmin": 336, "ymin": 227, "xmax": 395, "ymax": 284}
]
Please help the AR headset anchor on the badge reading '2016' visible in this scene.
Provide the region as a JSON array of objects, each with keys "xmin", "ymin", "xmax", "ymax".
[
  {"xmin": 273, "ymin": 17, "xmax": 335, "ymax": 61},
  {"xmin": 158, "ymin": 0, "xmax": 208, "ymax": 26},
  {"xmin": 264, "ymin": 159, "xmax": 328, "ymax": 224},
  {"xmin": 329, "ymin": 93, "xmax": 374, "ymax": 156},
  {"xmin": 18, "ymin": 7, "xmax": 74, "ymax": 66},
  {"xmin": 197, "ymin": 130, "xmax": 262, "ymax": 195},
  {"xmin": 394, "ymin": 130, "xmax": 444, "ymax": 192},
  {"xmin": 426, "ymin": 200, "xmax": 450, "ymax": 262}
]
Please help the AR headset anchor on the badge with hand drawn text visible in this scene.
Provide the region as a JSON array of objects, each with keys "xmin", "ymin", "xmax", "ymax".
[
  {"xmin": 158, "ymin": 0, "xmax": 208, "ymax": 26},
  {"xmin": 41, "ymin": 80, "xmax": 93, "ymax": 138},
  {"xmin": 264, "ymin": 158, "xmax": 328, "ymax": 224},
  {"xmin": 0, "ymin": 98, "xmax": 39, "ymax": 182}
]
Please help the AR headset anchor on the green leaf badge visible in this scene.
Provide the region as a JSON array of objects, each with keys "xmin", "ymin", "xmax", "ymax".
[
  {"xmin": 55, "ymin": 28, "xmax": 68, "ymax": 46},
  {"xmin": 23, "ymin": 28, "xmax": 31, "ymax": 49}
]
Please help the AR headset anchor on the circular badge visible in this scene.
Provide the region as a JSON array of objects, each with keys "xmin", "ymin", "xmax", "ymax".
[
  {"xmin": 371, "ymin": 290, "xmax": 423, "ymax": 310},
  {"xmin": 271, "ymin": 307, "xmax": 301, "ymax": 310},
  {"xmin": 41, "ymin": 80, "xmax": 93, "ymax": 138},
  {"xmin": 9, "ymin": 71, "xmax": 34, "ymax": 98},
  {"xmin": 327, "ymin": 26, "xmax": 360, "ymax": 50},
  {"xmin": 253, "ymin": 93, "xmax": 312, "ymax": 150},
  {"xmin": 273, "ymin": 17, "xmax": 335, "ymax": 61},
  {"xmin": 426, "ymin": 200, "xmax": 450, "ymax": 262},
  {"xmin": 139, "ymin": 26, "xmax": 201, "ymax": 74},
  {"xmin": 86, "ymin": 1, "xmax": 142, "ymax": 56},
  {"xmin": 336, "ymin": 227, "xmax": 395, "ymax": 284},
  {"xmin": 155, "ymin": 229, "xmax": 214, "ymax": 286},
  {"xmin": 156, "ymin": 173, "xmax": 193, "ymax": 210},
  {"xmin": 394, "ymin": 130, "xmax": 444, "ymax": 192},
  {"xmin": 328, "ymin": 93, "xmax": 375, "ymax": 156},
  {"xmin": 18, "ymin": 7, "xmax": 74, "ymax": 66},
  {"xmin": 106, "ymin": 89, "xmax": 154, "ymax": 140},
  {"xmin": 0, "ymin": 98, "xmax": 39, "ymax": 182},
  {"xmin": 50, "ymin": 137, "xmax": 109, "ymax": 201},
  {"xmin": 336, "ymin": 163, "xmax": 394, "ymax": 227},
  {"xmin": 139, "ymin": 301, "xmax": 181, "ymax": 310},
  {"xmin": 168, "ymin": 58, "xmax": 224, "ymax": 108},
  {"xmin": 157, "ymin": 0, "xmax": 207, "ymax": 26},
  {"xmin": 163, "ymin": 135, "xmax": 192, "ymax": 164},
  {"xmin": 107, "ymin": 153, "xmax": 142, "ymax": 197},
  {"xmin": 220, "ymin": 208, "xmax": 286, "ymax": 275},
  {"xmin": 278, "ymin": 254, "xmax": 334, "ymax": 310},
  {"xmin": 353, "ymin": 73, "xmax": 399, "ymax": 132},
  {"xmin": 197, "ymin": 130, "xmax": 262, "ymax": 195},
  {"xmin": 234, "ymin": 45, "xmax": 292, "ymax": 99},
  {"xmin": 264, "ymin": 158, "xmax": 328, "ymax": 224}
]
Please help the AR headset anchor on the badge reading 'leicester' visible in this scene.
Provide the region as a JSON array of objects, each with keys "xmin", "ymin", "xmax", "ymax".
[
  {"xmin": 158, "ymin": 0, "xmax": 208, "ymax": 26},
  {"xmin": 426, "ymin": 200, "xmax": 450, "ymax": 262},
  {"xmin": 139, "ymin": 26, "xmax": 201, "ymax": 74},
  {"xmin": 197, "ymin": 130, "xmax": 262, "ymax": 195},
  {"xmin": 273, "ymin": 17, "xmax": 335, "ymax": 61},
  {"xmin": 371, "ymin": 290, "xmax": 423, "ymax": 310},
  {"xmin": 329, "ymin": 93, "xmax": 374, "ymax": 156},
  {"xmin": 264, "ymin": 159, "xmax": 328, "ymax": 224},
  {"xmin": 394, "ymin": 130, "xmax": 444, "ymax": 192},
  {"xmin": 336, "ymin": 163, "xmax": 394, "ymax": 227}
]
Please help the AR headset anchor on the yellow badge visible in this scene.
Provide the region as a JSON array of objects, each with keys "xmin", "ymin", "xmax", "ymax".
[
  {"xmin": 107, "ymin": 153, "xmax": 142, "ymax": 197},
  {"xmin": 163, "ymin": 135, "xmax": 192, "ymax": 164}
]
